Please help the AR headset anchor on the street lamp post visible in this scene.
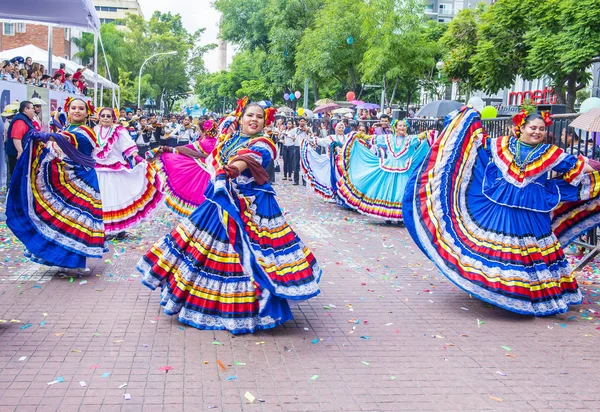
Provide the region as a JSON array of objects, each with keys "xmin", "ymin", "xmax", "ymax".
[{"xmin": 137, "ymin": 51, "xmax": 177, "ymax": 110}]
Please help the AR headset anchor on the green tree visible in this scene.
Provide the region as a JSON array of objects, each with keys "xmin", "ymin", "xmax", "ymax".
[
  {"xmin": 440, "ymin": 7, "xmax": 480, "ymax": 99},
  {"xmin": 213, "ymin": 0, "xmax": 270, "ymax": 52},
  {"xmin": 360, "ymin": 0, "xmax": 443, "ymax": 107},
  {"xmin": 73, "ymin": 23, "xmax": 127, "ymax": 81},
  {"xmin": 295, "ymin": 0, "xmax": 367, "ymax": 101},
  {"xmin": 444, "ymin": 0, "xmax": 600, "ymax": 111},
  {"xmin": 122, "ymin": 12, "xmax": 215, "ymax": 110}
]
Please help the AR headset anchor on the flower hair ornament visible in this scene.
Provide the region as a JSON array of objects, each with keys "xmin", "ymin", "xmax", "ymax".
[
  {"xmin": 64, "ymin": 96, "xmax": 95, "ymax": 117},
  {"xmin": 96, "ymin": 107, "xmax": 119, "ymax": 122},
  {"xmin": 512, "ymin": 109, "xmax": 552, "ymax": 137},
  {"xmin": 233, "ymin": 96, "xmax": 249, "ymax": 119},
  {"xmin": 256, "ymin": 100, "xmax": 276, "ymax": 127},
  {"xmin": 203, "ymin": 120, "xmax": 218, "ymax": 138}
]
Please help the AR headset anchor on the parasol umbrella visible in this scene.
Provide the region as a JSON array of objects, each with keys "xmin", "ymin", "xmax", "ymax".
[
  {"xmin": 303, "ymin": 109, "xmax": 315, "ymax": 118},
  {"xmin": 351, "ymin": 100, "xmax": 365, "ymax": 106},
  {"xmin": 315, "ymin": 98, "xmax": 335, "ymax": 106},
  {"xmin": 357, "ymin": 103, "xmax": 380, "ymax": 110},
  {"xmin": 314, "ymin": 103, "xmax": 340, "ymax": 114},
  {"xmin": 569, "ymin": 108, "xmax": 600, "ymax": 132},
  {"xmin": 416, "ymin": 100, "xmax": 463, "ymax": 118},
  {"xmin": 332, "ymin": 107, "xmax": 354, "ymax": 114},
  {"xmin": 277, "ymin": 106, "xmax": 294, "ymax": 113}
]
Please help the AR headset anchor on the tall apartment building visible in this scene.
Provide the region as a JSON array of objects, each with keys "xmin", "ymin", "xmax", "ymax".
[{"xmin": 93, "ymin": 0, "xmax": 144, "ymax": 28}]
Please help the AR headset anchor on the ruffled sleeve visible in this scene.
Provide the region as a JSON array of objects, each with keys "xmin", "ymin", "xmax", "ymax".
[
  {"xmin": 552, "ymin": 151, "xmax": 587, "ymax": 185},
  {"xmin": 236, "ymin": 137, "xmax": 276, "ymax": 169},
  {"xmin": 118, "ymin": 127, "xmax": 138, "ymax": 158}
]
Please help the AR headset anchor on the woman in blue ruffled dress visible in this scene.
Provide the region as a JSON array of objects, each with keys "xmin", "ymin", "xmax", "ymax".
[
  {"xmin": 6, "ymin": 98, "xmax": 106, "ymax": 269},
  {"xmin": 138, "ymin": 100, "xmax": 322, "ymax": 334},
  {"xmin": 404, "ymin": 107, "xmax": 600, "ymax": 316},
  {"xmin": 336, "ymin": 119, "xmax": 433, "ymax": 221}
]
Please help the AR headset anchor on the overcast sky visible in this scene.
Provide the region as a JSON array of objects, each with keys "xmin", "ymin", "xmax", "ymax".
[{"xmin": 138, "ymin": 0, "xmax": 230, "ymax": 72}]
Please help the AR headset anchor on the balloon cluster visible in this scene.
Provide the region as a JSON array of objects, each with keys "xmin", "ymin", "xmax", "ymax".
[{"xmin": 284, "ymin": 91, "xmax": 302, "ymax": 101}]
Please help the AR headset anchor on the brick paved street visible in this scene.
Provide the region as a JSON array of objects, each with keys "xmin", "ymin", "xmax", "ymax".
[{"xmin": 1, "ymin": 176, "xmax": 600, "ymax": 412}]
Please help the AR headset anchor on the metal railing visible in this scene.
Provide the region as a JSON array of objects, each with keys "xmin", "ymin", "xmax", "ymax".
[{"xmin": 275, "ymin": 111, "xmax": 600, "ymax": 263}]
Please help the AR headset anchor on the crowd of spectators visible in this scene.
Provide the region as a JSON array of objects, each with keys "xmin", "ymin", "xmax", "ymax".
[{"xmin": 0, "ymin": 57, "xmax": 89, "ymax": 95}]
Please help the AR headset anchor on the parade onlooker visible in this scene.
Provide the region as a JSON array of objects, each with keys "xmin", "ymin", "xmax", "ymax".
[
  {"xmin": 6, "ymin": 101, "xmax": 36, "ymax": 177},
  {"xmin": 290, "ymin": 117, "xmax": 311, "ymax": 185},
  {"xmin": 55, "ymin": 63, "xmax": 66, "ymax": 83}
]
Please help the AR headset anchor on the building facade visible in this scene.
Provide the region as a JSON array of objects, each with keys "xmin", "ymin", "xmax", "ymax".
[
  {"xmin": 93, "ymin": 0, "xmax": 144, "ymax": 28},
  {"xmin": 0, "ymin": 22, "xmax": 77, "ymax": 59},
  {"xmin": 425, "ymin": 0, "xmax": 495, "ymax": 23}
]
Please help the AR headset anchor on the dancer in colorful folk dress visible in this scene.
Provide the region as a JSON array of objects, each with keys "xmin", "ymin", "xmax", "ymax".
[
  {"xmin": 336, "ymin": 119, "xmax": 433, "ymax": 222},
  {"xmin": 147, "ymin": 120, "xmax": 219, "ymax": 217},
  {"xmin": 94, "ymin": 108, "xmax": 163, "ymax": 237},
  {"xmin": 6, "ymin": 98, "xmax": 106, "ymax": 269},
  {"xmin": 300, "ymin": 121, "xmax": 348, "ymax": 202},
  {"xmin": 403, "ymin": 107, "xmax": 600, "ymax": 316},
  {"xmin": 138, "ymin": 99, "xmax": 322, "ymax": 334}
]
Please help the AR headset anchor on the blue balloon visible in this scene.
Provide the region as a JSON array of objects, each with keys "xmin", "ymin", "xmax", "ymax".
[
  {"xmin": 346, "ymin": 36, "xmax": 354, "ymax": 45},
  {"xmin": 289, "ymin": 94, "xmax": 295, "ymax": 101}
]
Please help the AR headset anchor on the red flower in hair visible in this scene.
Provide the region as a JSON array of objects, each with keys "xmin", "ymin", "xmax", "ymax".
[
  {"xmin": 540, "ymin": 110, "xmax": 553, "ymax": 127},
  {"xmin": 512, "ymin": 109, "xmax": 528, "ymax": 127},
  {"xmin": 264, "ymin": 107, "xmax": 276, "ymax": 126},
  {"xmin": 234, "ymin": 96, "xmax": 248, "ymax": 118}
]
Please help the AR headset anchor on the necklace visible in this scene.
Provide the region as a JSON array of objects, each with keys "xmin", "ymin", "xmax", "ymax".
[
  {"xmin": 98, "ymin": 125, "xmax": 113, "ymax": 148},
  {"xmin": 514, "ymin": 139, "xmax": 541, "ymax": 169}
]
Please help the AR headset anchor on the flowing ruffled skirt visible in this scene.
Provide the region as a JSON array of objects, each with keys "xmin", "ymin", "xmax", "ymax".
[
  {"xmin": 96, "ymin": 162, "xmax": 164, "ymax": 234},
  {"xmin": 402, "ymin": 108, "xmax": 594, "ymax": 316},
  {"xmin": 152, "ymin": 152, "xmax": 212, "ymax": 217},
  {"xmin": 137, "ymin": 178, "xmax": 322, "ymax": 334},
  {"xmin": 336, "ymin": 135, "xmax": 429, "ymax": 221},
  {"xmin": 7, "ymin": 142, "xmax": 106, "ymax": 268},
  {"xmin": 300, "ymin": 140, "xmax": 337, "ymax": 202}
]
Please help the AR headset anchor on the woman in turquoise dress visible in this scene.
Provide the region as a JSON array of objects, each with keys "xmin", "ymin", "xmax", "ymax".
[
  {"xmin": 403, "ymin": 108, "xmax": 600, "ymax": 316},
  {"xmin": 138, "ymin": 100, "xmax": 322, "ymax": 334},
  {"xmin": 6, "ymin": 97, "xmax": 106, "ymax": 269},
  {"xmin": 336, "ymin": 119, "xmax": 433, "ymax": 222}
]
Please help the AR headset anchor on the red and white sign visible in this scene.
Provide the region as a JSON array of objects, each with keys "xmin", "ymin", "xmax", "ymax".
[{"xmin": 508, "ymin": 86, "xmax": 557, "ymax": 105}]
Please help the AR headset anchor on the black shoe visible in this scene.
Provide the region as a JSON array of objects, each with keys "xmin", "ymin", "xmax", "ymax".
[
  {"xmin": 282, "ymin": 177, "xmax": 287, "ymax": 180},
  {"xmin": 293, "ymin": 182, "xmax": 299, "ymax": 185}
]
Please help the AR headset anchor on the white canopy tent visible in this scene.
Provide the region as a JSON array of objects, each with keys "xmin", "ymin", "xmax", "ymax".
[
  {"xmin": 0, "ymin": 0, "xmax": 100, "ymax": 32},
  {"xmin": 0, "ymin": 45, "xmax": 117, "ymax": 90},
  {"xmin": 0, "ymin": 0, "xmax": 120, "ymax": 107}
]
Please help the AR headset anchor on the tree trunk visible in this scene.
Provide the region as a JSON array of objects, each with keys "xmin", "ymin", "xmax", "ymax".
[
  {"xmin": 565, "ymin": 71, "xmax": 578, "ymax": 113},
  {"xmin": 313, "ymin": 79, "xmax": 319, "ymax": 103},
  {"xmin": 389, "ymin": 79, "xmax": 399, "ymax": 106}
]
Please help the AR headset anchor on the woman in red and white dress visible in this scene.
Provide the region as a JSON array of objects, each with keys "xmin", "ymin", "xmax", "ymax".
[{"xmin": 93, "ymin": 108, "xmax": 163, "ymax": 237}]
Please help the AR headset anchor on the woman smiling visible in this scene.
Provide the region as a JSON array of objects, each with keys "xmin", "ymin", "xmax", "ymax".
[{"xmin": 138, "ymin": 99, "xmax": 322, "ymax": 334}]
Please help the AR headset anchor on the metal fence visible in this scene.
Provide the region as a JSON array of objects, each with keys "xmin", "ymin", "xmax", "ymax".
[{"xmin": 276, "ymin": 111, "xmax": 600, "ymax": 262}]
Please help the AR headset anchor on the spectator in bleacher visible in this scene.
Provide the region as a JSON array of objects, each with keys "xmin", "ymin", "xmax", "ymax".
[
  {"xmin": 50, "ymin": 73, "xmax": 63, "ymax": 90},
  {"xmin": 24, "ymin": 57, "xmax": 32, "ymax": 72},
  {"xmin": 55, "ymin": 62, "xmax": 66, "ymax": 83},
  {"xmin": 64, "ymin": 73, "xmax": 77, "ymax": 94}
]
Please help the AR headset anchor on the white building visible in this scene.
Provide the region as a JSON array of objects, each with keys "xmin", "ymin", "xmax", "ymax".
[{"xmin": 93, "ymin": 0, "xmax": 144, "ymax": 29}]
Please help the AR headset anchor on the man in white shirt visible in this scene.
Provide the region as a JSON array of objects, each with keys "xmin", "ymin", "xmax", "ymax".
[
  {"xmin": 163, "ymin": 115, "xmax": 181, "ymax": 147},
  {"xmin": 280, "ymin": 120, "xmax": 296, "ymax": 181},
  {"xmin": 289, "ymin": 117, "xmax": 311, "ymax": 185}
]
